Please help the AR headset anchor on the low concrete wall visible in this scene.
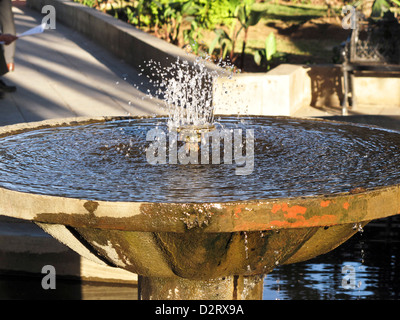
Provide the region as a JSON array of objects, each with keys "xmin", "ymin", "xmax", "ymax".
[
  {"xmin": 305, "ymin": 65, "xmax": 400, "ymax": 109},
  {"xmin": 214, "ymin": 64, "xmax": 400, "ymax": 115},
  {"xmin": 354, "ymin": 73, "xmax": 400, "ymax": 107},
  {"xmin": 214, "ymin": 64, "xmax": 311, "ymax": 116}
]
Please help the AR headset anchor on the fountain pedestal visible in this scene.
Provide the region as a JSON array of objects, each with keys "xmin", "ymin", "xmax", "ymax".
[
  {"xmin": 0, "ymin": 117, "xmax": 400, "ymax": 300},
  {"xmin": 38, "ymin": 222, "xmax": 369, "ymax": 300},
  {"xmin": 139, "ymin": 275, "xmax": 264, "ymax": 300}
]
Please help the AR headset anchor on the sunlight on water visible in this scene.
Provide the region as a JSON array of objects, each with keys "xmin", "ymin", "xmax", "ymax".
[
  {"xmin": 263, "ymin": 230, "xmax": 400, "ymax": 300},
  {"xmin": 263, "ymin": 262, "xmax": 374, "ymax": 300}
]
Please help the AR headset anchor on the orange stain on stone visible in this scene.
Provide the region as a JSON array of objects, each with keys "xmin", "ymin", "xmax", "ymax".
[
  {"xmin": 233, "ymin": 205, "xmax": 246, "ymax": 218},
  {"xmin": 271, "ymin": 203, "xmax": 307, "ymax": 217},
  {"xmin": 268, "ymin": 202, "xmax": 338, "ymax": 229},
  {"xmin": 270, "ymin": 203, "xmax": 307, "ymax": 221},
  {"xmin": 343, "ymin": 202, "xmax": 350, "ymax": 210},
  {"xmin": 281, "ymin": 203, "xmax": 307, "ymax": 219},
  {"xmin": 320, "ymin": 200, "xmax": 331, "ymax": 207},
  {"xmin": 271, "ymin": 204, "xmax": 281, "ymax": 214}
]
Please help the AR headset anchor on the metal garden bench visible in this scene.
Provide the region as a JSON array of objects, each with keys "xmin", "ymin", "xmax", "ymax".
[{"xmin": 341, "ymin": 11, "xmax": 400, "ymax": 115}]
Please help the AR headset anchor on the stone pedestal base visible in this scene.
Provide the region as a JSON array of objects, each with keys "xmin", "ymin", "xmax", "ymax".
[{"xmin": 139, "ymin": 275, "xmax": 264, "ymax": 300}]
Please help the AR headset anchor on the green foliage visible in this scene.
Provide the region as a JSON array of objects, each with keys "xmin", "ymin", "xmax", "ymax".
[
  {"xmin": 209, "ymin": 0, "xmax": 265, "ymax": 67},
  {"xmin": 78, "ymin": 0, "xmax": 341, "ymax": 71},
  {"xmin": 254, "ymin": 32, "xmax": 276, "ymax": 66},
  {"xmin": 237, "ymin": 2, "xmax": 263, "ymax": 29},
  {"xmin": 254, "ymin": 32, "xmax": 286, "ymax": 70},
  {"xmin": 265, "ymin": 32, "xmax": 277, "ymax": 61},
  {"xmin": 371, "ymin": 0, "xmax": 391, "ymax": 17},
  {"xmin": 208, "ymin": 28, "xmax": 231, "ymax": 59},
  {"xmin": 78, "ymin": 0, "xmax": 104, "ymax": 8},
  {"xmin": 371, "ymin": 0, "xmax": 400, "ymax": 18},
  {"xmin": 125, "ymin": 0, "xmax": 219, "ymax": 52},
  {"xmin": 80, "ymin": 0, "xmax": 209, "ymax": 48}
]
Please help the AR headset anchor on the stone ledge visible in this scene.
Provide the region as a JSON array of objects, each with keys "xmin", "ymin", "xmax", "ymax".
[
  {"xmin": 214, "ymin": 64, "xmax": 311, "ymax": 116},
  {"xmin": 214, "ymin": 64, "xmax": 400, "ymax": 116}
]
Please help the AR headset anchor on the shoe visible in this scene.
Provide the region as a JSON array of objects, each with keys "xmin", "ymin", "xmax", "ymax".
[
  {"xmin": 0, "ymin": 79, "xmax": 16, "ymax": 93},
  {"xmin": 7, "ymin": 63, "xmax": 14, "ymax": 72}
]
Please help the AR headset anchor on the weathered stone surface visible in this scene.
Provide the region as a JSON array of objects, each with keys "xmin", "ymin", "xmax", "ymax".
[{"xmin": 139, "ymin": 275, "xmax": 264, "ymax": 300}]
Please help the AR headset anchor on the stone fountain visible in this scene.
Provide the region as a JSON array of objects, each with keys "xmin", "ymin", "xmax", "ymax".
[{"xmin": 0, "ymin": 58, "xmax": 400, "ymax": 300}]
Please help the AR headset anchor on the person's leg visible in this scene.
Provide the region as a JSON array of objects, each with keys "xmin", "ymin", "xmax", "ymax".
[
  {"xmin": 0, "ymin": 48, "xmax": 8, "ymax": 77},
  {"xmin": 0, "ymin": 46, "xmax": 16, "ymax": 93},
  {"xmin": 0, "ymin": 50, "xmax": 12, "ymax": 96},
  {"xmin": 0, "ymin": 0, "xmax": 16, "ymax": 69}
]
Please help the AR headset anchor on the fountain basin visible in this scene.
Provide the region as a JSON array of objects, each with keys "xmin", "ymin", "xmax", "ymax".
[{"xmin": 0, "ymin": 116, "xmax": 399, "ymax": 299}]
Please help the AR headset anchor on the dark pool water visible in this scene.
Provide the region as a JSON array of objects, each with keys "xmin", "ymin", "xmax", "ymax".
[
  {"xmin": 263, "ymin": 217, "xmax": 400, "ymax": 300},
  {"xmin": 1, "ymin": 116, "xmax": 400, "ymax": 202}
]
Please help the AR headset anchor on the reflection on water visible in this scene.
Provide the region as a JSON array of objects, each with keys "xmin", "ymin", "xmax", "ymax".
[{"xmin": 263, "ymin": 217, "xmax": 400, "ymax": 300}]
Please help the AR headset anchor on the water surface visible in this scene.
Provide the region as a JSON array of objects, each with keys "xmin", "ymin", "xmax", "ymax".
[{"xmin": 1, "ymin": 116, "xmax": 400, "ymax": 202}]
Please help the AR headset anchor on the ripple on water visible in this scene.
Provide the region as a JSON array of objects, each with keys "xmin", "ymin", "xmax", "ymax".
[{"xmin": 0, "ymin": 117, "xmax": 400, "ymax": 202}]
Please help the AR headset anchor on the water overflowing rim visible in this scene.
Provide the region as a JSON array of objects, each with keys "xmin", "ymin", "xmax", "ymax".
[{"xmin": 0, "ymin": 116, "xmax": 399, "ymax": 232}]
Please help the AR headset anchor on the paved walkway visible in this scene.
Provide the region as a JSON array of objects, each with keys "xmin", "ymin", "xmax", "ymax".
[{"xmin": 0, "ymin": 1, "xmax": 165, "ymax": 127}]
